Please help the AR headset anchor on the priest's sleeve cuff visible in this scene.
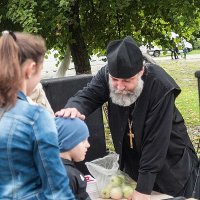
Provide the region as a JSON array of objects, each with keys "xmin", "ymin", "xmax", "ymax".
[{"xmin": 135, "ymin": 172, "xmax": 157, "ymax": 194}]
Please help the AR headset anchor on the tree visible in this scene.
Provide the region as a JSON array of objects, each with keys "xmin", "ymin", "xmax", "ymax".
[
  {"xmin": 0, "ymin": 0, "xmax": 22, "ymax": 31},
  {"xmin": 3, "ymin": 0, "xmax": 91, "ymax": 74},
  {"xmin": 1, "ymin": 0, "xmax": 200, "ymax": 74},
  {"xmin": 81, "ymin": 0, "xmax": 200, "ymax": 50}
]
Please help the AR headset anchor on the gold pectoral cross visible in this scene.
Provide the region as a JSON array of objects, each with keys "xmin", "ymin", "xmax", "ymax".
[{"xmin": 128, "ymin": 119, "xmax": 134, "ymax": 149}]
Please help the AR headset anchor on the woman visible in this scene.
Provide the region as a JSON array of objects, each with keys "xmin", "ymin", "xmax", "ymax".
[{"xmin": 0, "ymin": 31, "xmax": 75, "ymax": 199}]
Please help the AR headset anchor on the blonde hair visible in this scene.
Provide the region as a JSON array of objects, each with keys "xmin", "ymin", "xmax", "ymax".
[{"xmin": 0, "ymin": 32, "xmax": 46, "ymax": 108}]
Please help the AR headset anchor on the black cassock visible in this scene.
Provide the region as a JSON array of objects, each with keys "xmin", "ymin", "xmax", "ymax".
[{"xmin": 66, "ymin": 64, "xmax": 199, "ymax": 198}]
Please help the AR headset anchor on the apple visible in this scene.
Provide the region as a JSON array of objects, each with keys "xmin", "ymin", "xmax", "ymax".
[
  {"xmin": 122, "ymin": 185, "xmax": 134, "ymax": 199},
  {"xmin": 129, "ymin": 181, "xmax": 137, "ymax": 190},
  {"xmin": 101, "ymin": 187, "xmax": 111, "ymax": 199},
  {"xmin": 109, "ymin": 175, "xmax": 123, "ymax": 187},
  {"xmin": 117, "ymin": 174, "xmax": 125, "ymax": 183},
  {"xmin": 110, "ymin": 187, "xmax": 123, "ymax": 200}
]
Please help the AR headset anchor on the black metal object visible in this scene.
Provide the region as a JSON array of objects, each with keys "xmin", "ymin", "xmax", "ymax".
[
  {"xmin": 194, "ymin": 71, "xmax": 200, "ymax": 154},
  {"xmin": 163, "ymin": 197, "xmax": 186, "ymax": 200},
  {"xmin": 193, "ymin": 71, "xmax": 200, "ymax": 199},
  {"xmin": 195, "ymin": 71, "xmax": 200, "ymax": 115},
  {"xmin": 41, "ymin": 75, "xmax": 107, "ymax": 175}
]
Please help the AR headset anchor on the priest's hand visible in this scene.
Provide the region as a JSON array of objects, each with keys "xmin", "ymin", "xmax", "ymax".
[
  {"xmin": 129, "ymin": 190, "xmax": 150, "ymax": 200},
  {"xmin": 55, "ymin": 108, "xmax": 85, "ymax": 120}
]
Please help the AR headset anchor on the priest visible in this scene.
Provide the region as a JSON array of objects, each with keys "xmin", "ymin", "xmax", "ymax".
[{"xmin": 56, "ymin": 36, "xmax": 199, "ymax": 200}]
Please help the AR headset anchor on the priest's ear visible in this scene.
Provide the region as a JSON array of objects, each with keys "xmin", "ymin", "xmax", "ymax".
[{"xmin": 138, "ymin": 67, "xmax": 145, "ymax": 77}]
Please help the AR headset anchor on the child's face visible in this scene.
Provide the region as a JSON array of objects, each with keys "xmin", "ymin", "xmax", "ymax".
[{"xmin": 69, "ymin": 138, "xmax": 90, "ymax": 162}]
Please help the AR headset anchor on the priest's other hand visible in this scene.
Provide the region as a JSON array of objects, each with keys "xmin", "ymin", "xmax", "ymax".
[{"xmin": 55, "ymin": 108, "xmax": 85, "ymax": 120}]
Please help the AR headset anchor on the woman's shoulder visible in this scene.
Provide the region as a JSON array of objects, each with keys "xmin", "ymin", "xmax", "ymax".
[{"xmin": 9, "ymin": 98, "xmax": 52, "ymax": 124}]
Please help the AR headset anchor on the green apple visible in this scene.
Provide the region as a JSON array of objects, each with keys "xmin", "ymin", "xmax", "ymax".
[
  {"xmin": 129, "ymin": 181, "xmax": 137, "ymax": 190},
  {"xmin": 122, "ymin": 185, "xmax": 134, "ymax": 199},
  {"xmin": 100, "ymin": 187, "xmax": 111, "ymax": 199},
  {"xmin": 109, "ymin": 175, "xmax": 123, "ymax": 187},
  {"xmin": 117, "ymin": 174, "xmax": 125, "ymax": 184},
  {"xmin": 110, "ymin": 186, "xmax": 123, "ymax": 200}
]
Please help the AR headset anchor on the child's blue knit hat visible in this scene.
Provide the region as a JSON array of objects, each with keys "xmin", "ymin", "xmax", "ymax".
[{"xmin": 55, "ymin": 117, "xmax": 89, "ymax": 152}]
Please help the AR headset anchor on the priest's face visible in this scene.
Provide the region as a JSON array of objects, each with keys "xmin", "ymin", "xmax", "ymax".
[{"xmin": 109, "ymin": 69, "xmax": 144, "ymax": 106}]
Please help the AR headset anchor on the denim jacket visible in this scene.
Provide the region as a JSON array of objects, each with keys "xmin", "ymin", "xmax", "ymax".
[{"xmin": 0, "ymin": 92, "xmax": 75, "ymax": 200}]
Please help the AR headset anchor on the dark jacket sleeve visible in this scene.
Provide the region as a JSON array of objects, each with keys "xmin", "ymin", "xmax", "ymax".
[
  {"xmin": 66, "ymin": 166, "xmax": 91, "ymax": 200},
  {"xmin": 136, "ymin": 91, "xmax": 175, "ymax": 194},
  {"xmin": 65, "ymin": 66, "xmax": 109, "ymax": 117}
]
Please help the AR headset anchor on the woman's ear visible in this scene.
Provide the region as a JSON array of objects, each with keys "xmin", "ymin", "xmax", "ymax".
[{"xmin": 23, "ymin": 60, "xmax": 36, "ymax": 79}]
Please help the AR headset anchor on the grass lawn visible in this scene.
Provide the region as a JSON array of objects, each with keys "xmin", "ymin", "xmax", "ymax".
[
  {"xmin": 188, "ymin": 49, "xmax": 200, "ymax": 55},
  {"xmin": 104, "ymin": 56, "xmax": 200, "ymax": 154}
]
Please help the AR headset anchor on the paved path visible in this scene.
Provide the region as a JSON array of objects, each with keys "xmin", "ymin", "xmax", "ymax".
[
  {"xmin": 42, "ymin": 57, "xmax": 105, "ymax": 79},
  {"xmin": 154, "ymin": 54, "xmax": 200, "ymax": 61}
]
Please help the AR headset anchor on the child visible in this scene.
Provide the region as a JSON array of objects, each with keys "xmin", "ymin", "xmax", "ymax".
[{"xmin": 56, "ymin": 117, "xmax": 91, "ymax": 200}]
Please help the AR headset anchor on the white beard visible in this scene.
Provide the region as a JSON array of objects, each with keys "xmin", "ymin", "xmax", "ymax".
[{"xmin": 109, "ymin": 77, "xmax": 144, "ymax": 107}]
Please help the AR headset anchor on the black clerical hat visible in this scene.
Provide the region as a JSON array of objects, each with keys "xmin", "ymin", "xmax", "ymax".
[{"xmin": 107, "ymin": 36, "xmax": 143, "ymax": 79}]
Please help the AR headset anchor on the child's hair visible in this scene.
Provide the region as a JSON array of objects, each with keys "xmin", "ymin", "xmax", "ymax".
[{"xmin": 0, "ymin": 31, "xmax": 46, "ymax": 109}]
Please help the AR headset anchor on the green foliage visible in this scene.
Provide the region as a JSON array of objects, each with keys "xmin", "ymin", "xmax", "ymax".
[
  {"xmin": 80, "ymin": 0, "xmax": 200, "ymax": 54},
  {"xmin": 193, "ymin": 39, "xmax": 200, "ymax": 49},
  {"xmin": 7, "ymin": 0, "xmax": 39, "ymax": 32},
  {"xmin": 2, "ymin": 0, "xmax": 200, "ymax": 51}
]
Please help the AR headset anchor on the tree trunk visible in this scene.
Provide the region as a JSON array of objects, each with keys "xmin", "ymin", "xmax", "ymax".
[
  {"xmin": 56, "ymin": 45, "xmax": 71, "ymax": 77},
  {"xmin": 68, "ymin": 0, "xmax": 91, "ymax": 74}
]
